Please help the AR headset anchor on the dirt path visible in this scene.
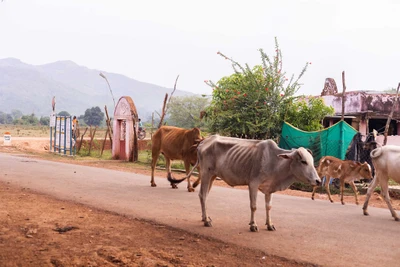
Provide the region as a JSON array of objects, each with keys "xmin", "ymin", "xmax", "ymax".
[
  {"xmin": 1, "ymin": 139, "xmax": 399, "ymax": 267},
  {"xmin": 0, "ymin": 141, "xmax": 317, "ymax": 267}
]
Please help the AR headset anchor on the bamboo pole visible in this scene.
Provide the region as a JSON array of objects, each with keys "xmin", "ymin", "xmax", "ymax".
[
  {"xmin": 77, "ymin": 127, "xmax": 88, "ymax": 153},
  {"xmin": 104, "ymin": 105, "xmax": 113, "ymax": 147},
  {"xmin": 101, "ymin": 128, "xmax": 109, "ymax": 156},
  {"xmin": 88, "ymin": 126, "xmax": 97, "ymax": 155},
  {"xmin": 341, "ymin": 71, "xmax": 346, "ymax": 121},
  {"xmin": 383, "ymin": 83, "xmax": 400, "ymax": 146}
]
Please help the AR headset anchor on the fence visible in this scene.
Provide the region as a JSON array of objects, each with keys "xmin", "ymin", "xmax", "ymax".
[{"xmin": 49, "ymin": 115, "xmax": 75, "ymax": 156}]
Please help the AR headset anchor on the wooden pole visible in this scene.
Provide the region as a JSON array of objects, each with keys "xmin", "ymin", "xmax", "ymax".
[
  {"xmin": 104, "ymin": 105, "xmax": 113, "ymax": 148},
  {"xmin": 77, "ymin": 127, "xmax": 88, "ymax": 153},
  {"xmin": 158, "ymin": 93, "xmax": 168, "ymax": 128},
  {"xmin": 341, "ymin": 71, "xmax": 346, "ymax": 121},
  {"xmin": 151, "ymin": 112, "xmax": 154, "ymax": 139},
  {"xmin": 383, "ymin": 83, "xmax": 400, "ymax": 146},
  {"xmin": 158, "ymin": 75, "xmax": 179, "ymax": 128},
  {"xmin": 88, "ymin": 126, "xmax": 97, "ymax": 155},
  {"xmin": 100, "ymin": 128, "xmax": 109, "ymax": 156}
]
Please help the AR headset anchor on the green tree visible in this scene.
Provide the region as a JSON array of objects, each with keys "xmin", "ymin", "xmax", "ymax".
[
  {"xmin": 83, "ymin": 106, "xmax": 104, "ymax": 126},
  {"xmin": 285, "ymin": 96, "xmax": 335, "ymax": 131},
  {"xmin": 0, "ymin": 112, "xmax": 13, "ymax": 124},
  {"xmin": 168, "ymin": 96, "xmax": 210, "ymax": 129},
  {"xmin": 15, "ymin": 113, "xmax": 39, "ymax": 125},
  {"xmin": 39, "ymin": 116, "xmax": 50, "ymax": 126},
  {"xmin": 58, "ymin": 111, "xmax": 71, "ymax": 116},
  {"xmin": 204, "ymin": 38, "xmax": 309, "ymax": 140},
  {"xmin": 11, "ymin": 109, "xmax": 23, "ymax": 120}
]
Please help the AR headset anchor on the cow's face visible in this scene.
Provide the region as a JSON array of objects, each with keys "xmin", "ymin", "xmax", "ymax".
[
  {"xmin": 278, "ymin": 148, "xmax": 321, "ymax": 186},
  {"xmin": 191, "ymin": 127, "xmax": 202, "ymax": 143},
  {"xmin": 359, "ymin": 162, "xmax": 373, "ymax": 180}
]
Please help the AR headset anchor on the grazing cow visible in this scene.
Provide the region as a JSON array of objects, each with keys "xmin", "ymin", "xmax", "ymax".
[
  {"xmin": 151, "ymin": 126, "xmax": 202, "ymax": 192},
  {"xmin": 363, "ymin": 145, "xmax": 400, "ymax": 221},
  {"xmin": 171, "ymin": 135, "xmax": 321, "ymax": 232},
  {"xmin": 311, "ymin": 156, "xmax": 373, "ymax": 205}
]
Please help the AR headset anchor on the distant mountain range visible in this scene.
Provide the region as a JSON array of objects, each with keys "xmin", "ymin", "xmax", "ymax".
[{"xmin": 0, "ymin": 58, "xmax": 194, "ymax": 119}]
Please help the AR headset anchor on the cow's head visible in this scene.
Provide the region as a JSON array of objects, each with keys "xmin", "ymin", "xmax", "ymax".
[
  {"xmin": 278, "ymin": 147, "xmax": 321, "ymax": 186},
  {"xmin": 358, "ymin": 162, "xmax": 374, "ymax": 181},
  {"xmin": 363, "ymin": 141, "xmax": 378, "ymax": 151},
  {"xmin": 189, "ymin": 127, "xmax": 203, "ymax": 143}
]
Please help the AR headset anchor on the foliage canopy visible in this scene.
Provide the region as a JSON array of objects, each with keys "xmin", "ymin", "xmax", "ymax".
[
  {"xmin": 83, "ymin": 106, "xmax": 104, "ymax": 126},
  {"xmin": 204, "ymin": 38, "xmax": 310, "ymax": 140},
  {"xmin": 167, "ymin": 96, "xmax": 209, "ymax": 129}
]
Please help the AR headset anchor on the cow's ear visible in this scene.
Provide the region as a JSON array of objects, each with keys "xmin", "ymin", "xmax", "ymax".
[
  {"xmin": 278, "ymin": 154, "xmax": 291, "ymax": 159},
  {"xmin": 306, "ymin": 149, "xmax": 313, "ymax": 155},
  {"xmin": 278, "ymin": 151, "xmax": 299, "ymax": 160}
]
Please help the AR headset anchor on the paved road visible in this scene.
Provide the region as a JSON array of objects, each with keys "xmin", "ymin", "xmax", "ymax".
[{"xmin": 1, "ymin": 153, "xmax": 399, "ymax": 266}]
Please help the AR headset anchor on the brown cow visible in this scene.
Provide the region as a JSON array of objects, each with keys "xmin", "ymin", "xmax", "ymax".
[
  {"xmin": 311, "ymin": 156, "xmax": 373, "ymax": 205},
  {"xmin": 151, "ymin": 126, "xmax": 202, "ymax": 192}
]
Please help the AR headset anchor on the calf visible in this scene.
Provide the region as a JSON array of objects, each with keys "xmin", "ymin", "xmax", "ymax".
[
  {"xmin": 312, "ymin": 156, "xmax": 373, "ymax": 205},
  {"xmin": 171, "ymin": 135, "xmax": 321, "ymax": 232},
  {"xmin": 363, "ymin": 145, "xmax": 400, "ymax": 221}
]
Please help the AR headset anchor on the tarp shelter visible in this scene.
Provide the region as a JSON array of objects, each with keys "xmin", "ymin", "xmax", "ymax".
[{"xmin": 279, "ymin": 121, "xmax": 357, "ymax": 165}]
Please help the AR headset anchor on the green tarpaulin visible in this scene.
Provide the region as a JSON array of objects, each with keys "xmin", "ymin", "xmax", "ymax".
[{"xmin": 279, "ymin": 121, "xmax": 358, "ymax": 165}]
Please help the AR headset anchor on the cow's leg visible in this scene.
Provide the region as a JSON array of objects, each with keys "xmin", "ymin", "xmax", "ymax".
[
  {"xmin": 311, "ymin": 176, "xmax": 324, "ymax": 200},
  {"xmin": 380, "ymin": 176, "xmax": 400, "ymax": 221},
  {"xmin": 325, "ymin": 177, "xmax": 334, "ymax": 203},
  {"xmin": 248, "ymin": 182, "xmax": 259, "ymax": 232},
  {"xmin": 192, "ymin": 166, "xmax": 201, "ymax": 188},
  {"xmin": 363, "ymin": 175, "xmax": 379, "ymax": 216},
  {"xmin": 165, "ymin": 157, "xmax": 178, "ymax": 189},
  {"xmin": 264, "ymin": 193, "xmax": 275, "ymax": 231},
  {"xmin": 340, "ymin": 179, "xmax": 346, "ymax": 205},
  {"xmin": 184, "ymin": 160, "xmax": 194, "ymax": 192},
  {"xmin": 199, "ymin": 173, "xmax": 215, "ymax": 227},
  {"xmin": 311, "ymin": 185, "xmax": 317, "ymax": 200},
  {"xmin": 349, "ymin": 181, "xmax": 359, "ymax": 205},
  {"xmin": 150, "ymin": 151, "xmax": 160, "ymax": 187}
]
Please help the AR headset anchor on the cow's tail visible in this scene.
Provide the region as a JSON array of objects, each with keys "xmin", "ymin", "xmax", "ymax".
[
  {"xmin": 168, "ymin": 159, "xmax": 200, "ymax": 185},
  {"xmin": 370, "ymin": 146, "xmax": 383, "ymax": 159}
]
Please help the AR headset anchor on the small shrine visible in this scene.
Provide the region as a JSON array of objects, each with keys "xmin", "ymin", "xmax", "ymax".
[{"xmin": 112, "ymin": 96, "xmax": 139, "ymax": 161}]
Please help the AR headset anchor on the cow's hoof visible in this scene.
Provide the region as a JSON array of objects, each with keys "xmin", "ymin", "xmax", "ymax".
[
  {"xmin": 267, "ymin": 225, "xmax": 276, "ymax": 231},
  {"xmin": 151, "ymin": 183, "xmax": 157, "ymax": 187},
  {"xmin": 356, "ymin": 202, "xmax": 359, "ymax": 205},
  {"xmin": 204, "ymin": 221, "xmax": 213, "ymax": 227},
  {"xmin": 395, "ymin": 217, "xmax": 400, "ymax": 221},
  {"xmin": 311, "ymin": 196, "xmax": 314, "ymax": 200},
  {"xmin": 250, "ymin": 225, "xmax": 258, "ymax": 232},
  {"xmin": 330, "ymin": 200, "xmax": 334, "ymax": 203},
  {"xmin": 187, "ymin": 187, "xmax": 195, "ymax": 192},
  {"xmin": 363, "ymin": 210, "xmax": 369, "ymax": 216},
  {"xmin": 341, "ymin": 202, "xmax": 345, "ymax": 205},
  {"xmin": 171, "ymin": 184, "xmax": 178, "ymax": 189}
]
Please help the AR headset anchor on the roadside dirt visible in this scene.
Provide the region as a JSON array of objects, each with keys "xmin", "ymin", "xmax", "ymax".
[{"xmin": 0, "ymin": 138, "xmax": 398, "ymax": 267}]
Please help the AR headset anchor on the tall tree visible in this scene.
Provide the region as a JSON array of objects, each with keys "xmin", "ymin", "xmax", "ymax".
[
  {"xmin": 58, "ymin": 111, "xmax": 71, "ymax": 116},
  {"xmin": 168, "ymin": 96, "xmax": 210, "ymax": 129},
  {"xmin": 204, "ymin": 38, "xmax": 309, "ymax": 140},
  {"xmin": 83, "ymin": 106, "xmax": 104, "ymax": 126},
  {"xmin": 285, "ymin": 96, "xmax": 334, "ymax": 131},
  {"xmin": 39, "ymin": 116, "xmax": 50, "ymax": 126},
  {"xmin": 11, "ymin": 109, "xmax": 23, "ymax": 120}
]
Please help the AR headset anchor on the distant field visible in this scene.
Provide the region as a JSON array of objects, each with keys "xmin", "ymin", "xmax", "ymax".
[{"xmin": 0, "ymin": 124, "xmax": 108, "ymax": 139}]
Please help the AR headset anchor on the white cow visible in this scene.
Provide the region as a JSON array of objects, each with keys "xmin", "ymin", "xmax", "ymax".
[
  {"xmin": 363, "ymin": 145, "xmax": 400, "ymax": 221},
  {"xmin": 171, "ymin": 135, "xmax": 321, "ymax": 232}
]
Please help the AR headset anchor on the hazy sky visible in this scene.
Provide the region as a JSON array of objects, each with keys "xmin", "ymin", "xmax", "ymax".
[{"xmin": 1, "ymin": 0, "xmax": 399, "ymax": 96}]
